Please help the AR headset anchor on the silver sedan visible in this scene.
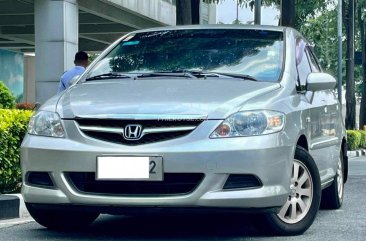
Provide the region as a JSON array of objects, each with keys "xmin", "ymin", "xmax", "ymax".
[{"xmin": 21, "ymin": 25, "xmax": 347, "ymax": 236}]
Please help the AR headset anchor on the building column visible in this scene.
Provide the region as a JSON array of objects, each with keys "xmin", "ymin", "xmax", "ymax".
[
  {"xmin": 24, "ymin": 55, "xmax": 36, "ymax": 103},
  {"xmin": 35, "ymin": 0, "xmax": 78, "ymax": 103}
]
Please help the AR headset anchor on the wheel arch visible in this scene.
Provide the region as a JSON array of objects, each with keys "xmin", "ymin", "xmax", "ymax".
[{"xmin": 297, "ymin": 134, "xmax": 309, "ymax": 151}]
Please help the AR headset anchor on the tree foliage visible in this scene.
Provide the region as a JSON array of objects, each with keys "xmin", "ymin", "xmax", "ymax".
[
  {"xmin": 300, "ymin": 8, "xmax": 339, "ymax": 77},
  {"xmin": 206, "ymin": 0, "xmax": 333, "ymax": 28},
  {"xmin": 0, "ymin": 81, "xmax": 15, "ymax": 109}
]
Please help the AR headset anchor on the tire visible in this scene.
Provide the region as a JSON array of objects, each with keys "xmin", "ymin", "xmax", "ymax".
[
  {"xmin": 26, "ymin": 204, "xmax": 99, "ymax": 230},
  {"xmin": 263, "ymin": 146, "xmax": 321, "ymax": 236},
  {"xmin": 320, "ymin": 150, "xmax": 344, "ymax": 209}
]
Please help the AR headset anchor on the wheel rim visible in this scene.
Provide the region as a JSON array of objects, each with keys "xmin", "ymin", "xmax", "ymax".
[
  {"xmin": 277, "ymin": 159, "xmax": 313, "ymax": 224},
  {"xmin": 337, "ymin": 157, "xmax": 344, "ymax": 200}
]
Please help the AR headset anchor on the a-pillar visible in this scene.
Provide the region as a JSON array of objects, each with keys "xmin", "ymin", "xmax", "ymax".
[{"xmin": 35, "ymin": 0, "xmax": 79, "ymax": 103}]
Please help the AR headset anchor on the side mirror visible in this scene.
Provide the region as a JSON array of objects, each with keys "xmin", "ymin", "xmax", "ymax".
[{"xmin": 307, "ymin": 72, "xmax": 336, "ymax": 91}]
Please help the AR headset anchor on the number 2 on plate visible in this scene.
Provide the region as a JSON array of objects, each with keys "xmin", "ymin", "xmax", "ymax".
[{"xmin": 149, "ymin": 161, "xmax": 156, "ymax": 174}]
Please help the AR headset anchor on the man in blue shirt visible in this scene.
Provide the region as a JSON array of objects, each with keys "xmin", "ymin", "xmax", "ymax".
[{"xmin": 57, "ymin": 51, "xmax": 89, "ymax": 93}]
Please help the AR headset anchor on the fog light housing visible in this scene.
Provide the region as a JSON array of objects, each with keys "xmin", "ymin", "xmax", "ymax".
[
  {"xmin": 26, "ymin": 172, "xmax": 55, "ymax": 188},
  {"xmin": 223, "ymin": 174, "xmax": 262, "ymax": 190}
]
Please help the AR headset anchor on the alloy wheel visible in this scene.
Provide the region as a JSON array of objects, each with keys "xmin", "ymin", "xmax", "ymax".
[{"xmin": 277, "ymin": 159, "xmax": 313, "ymax": 224}]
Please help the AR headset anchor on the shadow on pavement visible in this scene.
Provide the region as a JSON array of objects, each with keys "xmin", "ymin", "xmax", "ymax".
[{"xmin": 32, "ymin": 213, "xmax": 271, "ymax": 240}]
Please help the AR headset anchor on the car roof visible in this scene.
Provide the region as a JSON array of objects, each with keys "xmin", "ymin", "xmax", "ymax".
[{"xmin": 131, "ymin": 24, "xmax": 290, "ymax": 34}]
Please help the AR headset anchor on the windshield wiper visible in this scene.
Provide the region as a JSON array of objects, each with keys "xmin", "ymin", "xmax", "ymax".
[
  {"xmin": 85, "ymin": 73, "xmax": 132, "ymax": 81},
  {"xmin": 197, "ymin": 72, "xmax": 258, "ymax": 81},
  {"xmin": 160, "ymin": 70, "xmax": 258, "ymax": 81},
  {"xmin": 136, "ymin": 71, "xmax": 196, "ymax": 79},
  {"xmin": 94, "ymin": 70, "xmax": 258, "ymax": 81}
]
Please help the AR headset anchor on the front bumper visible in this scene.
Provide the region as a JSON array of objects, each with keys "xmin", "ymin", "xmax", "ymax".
[{"xmin": 21, "ymin": 119, "xmax": 293, "ymax": 211}]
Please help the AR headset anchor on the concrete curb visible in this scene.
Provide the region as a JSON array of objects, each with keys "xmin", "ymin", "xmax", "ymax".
[
  {"xmin": 347, "ymin": 149, "xmax": 366, "ymax": 158},
  {"xmin": 0, "ymin": 194, "xmax": 29, "ymax": 220}
]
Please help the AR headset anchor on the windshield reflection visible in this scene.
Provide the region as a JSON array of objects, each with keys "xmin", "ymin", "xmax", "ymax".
[{"xmin": 88, "ymin": 29, "xmax": 284, "ymax": 82}]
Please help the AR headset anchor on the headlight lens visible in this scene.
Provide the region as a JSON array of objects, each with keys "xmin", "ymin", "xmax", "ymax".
[
  {"xmin": 28, "ymin": 111, "xmax": 65, "ymax": 138},
  {"xmin": 210, "ymin": 110, "xmax": 285, "ymax": 138}
]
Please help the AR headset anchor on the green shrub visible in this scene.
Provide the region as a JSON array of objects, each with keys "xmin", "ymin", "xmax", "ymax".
[
  {"xmin": 347, "ymin": 130, "xmax": 362, "ymax": 151},
  {"xmin": 0, "ymin": 109, "xmax": 32, "ymax": 193},
  {"xmin": 0, "ymin": 81, "xmax": 15, "ymax": 109},
  {"xmin": 359, "ymin": 131, "xmax": 366, "ymax": 148}
]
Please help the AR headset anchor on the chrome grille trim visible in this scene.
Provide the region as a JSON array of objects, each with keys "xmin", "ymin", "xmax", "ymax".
[
  {"xmin": 144, "ymin": 126, "xmax": 197, "ymax": 134},
  {"xmin": 74, "ymin": 114, "xmax": 207, "ymax": 121},
  {"xmin": 78, "ymin": 125, "xmax": 197, "ymax": 136},
  {"xmin": 78, "ymin": 125, "xmax": 123, "ymax": 133}
]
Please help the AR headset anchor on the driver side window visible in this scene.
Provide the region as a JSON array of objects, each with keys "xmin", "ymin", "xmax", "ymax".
[{"xmin": 295, "ymin": 38, "xmax": 312, "ymax": 92}]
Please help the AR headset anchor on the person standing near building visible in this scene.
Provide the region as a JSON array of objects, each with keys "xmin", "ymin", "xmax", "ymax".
[{"xmin": 57, "ymin": 51, "xmax": 89, "ymax": 93}]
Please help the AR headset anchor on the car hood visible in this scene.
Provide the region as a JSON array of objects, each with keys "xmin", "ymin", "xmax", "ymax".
[{"xmin": 57, "ymin": 78, "xmax": 281, "ymax": 119}]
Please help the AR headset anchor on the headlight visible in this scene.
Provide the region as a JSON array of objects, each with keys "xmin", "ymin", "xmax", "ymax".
[
  {"xmin": 210, "ymin": 110, "xmax": 285, "ymax": 138},
  {"xmin": 28, "ymin": 111, "xmax": 65, "ymax": 138}
]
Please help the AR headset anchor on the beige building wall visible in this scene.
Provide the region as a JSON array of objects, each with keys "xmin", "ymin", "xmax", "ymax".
[{"xmin": 107, "ymin": 0, "xmax": 176, "ymax": 26}]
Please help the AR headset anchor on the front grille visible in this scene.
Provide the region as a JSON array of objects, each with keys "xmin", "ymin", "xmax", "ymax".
[
  {"xmin": 75, "ymin": 119, "xmax": 203, "ymax": 145},
  {"xmin": 66, "ymin": 172, "xmax": 204, "ymax": 196},
  {"xmin": 82, "ymin": 130, "xmax": 190, "ymax": 145}
]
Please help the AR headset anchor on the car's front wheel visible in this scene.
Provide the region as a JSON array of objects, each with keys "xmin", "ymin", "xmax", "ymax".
[
  {"xmin": 264, "ymin": 146, "xmax": 321, "ymax": 236},
  {"xmin": 26, "ymin": 204, "xmax": 99, "ymax": 230}
]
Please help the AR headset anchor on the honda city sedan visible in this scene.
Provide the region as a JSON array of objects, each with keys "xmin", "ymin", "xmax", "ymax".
[{"xmin": 21, "ymin": 25, "xmax": 347, "ymax": 235}]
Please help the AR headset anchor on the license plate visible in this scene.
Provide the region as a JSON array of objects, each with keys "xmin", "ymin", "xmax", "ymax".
[{"xmin": 96, "ymin": 156, "xmax": 163, "ymax": 181}]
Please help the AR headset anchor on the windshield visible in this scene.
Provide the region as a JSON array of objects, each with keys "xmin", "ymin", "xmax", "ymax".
[{"xmin": 88, "ymin": 29, "xmax": 284, "ymax": 82}]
